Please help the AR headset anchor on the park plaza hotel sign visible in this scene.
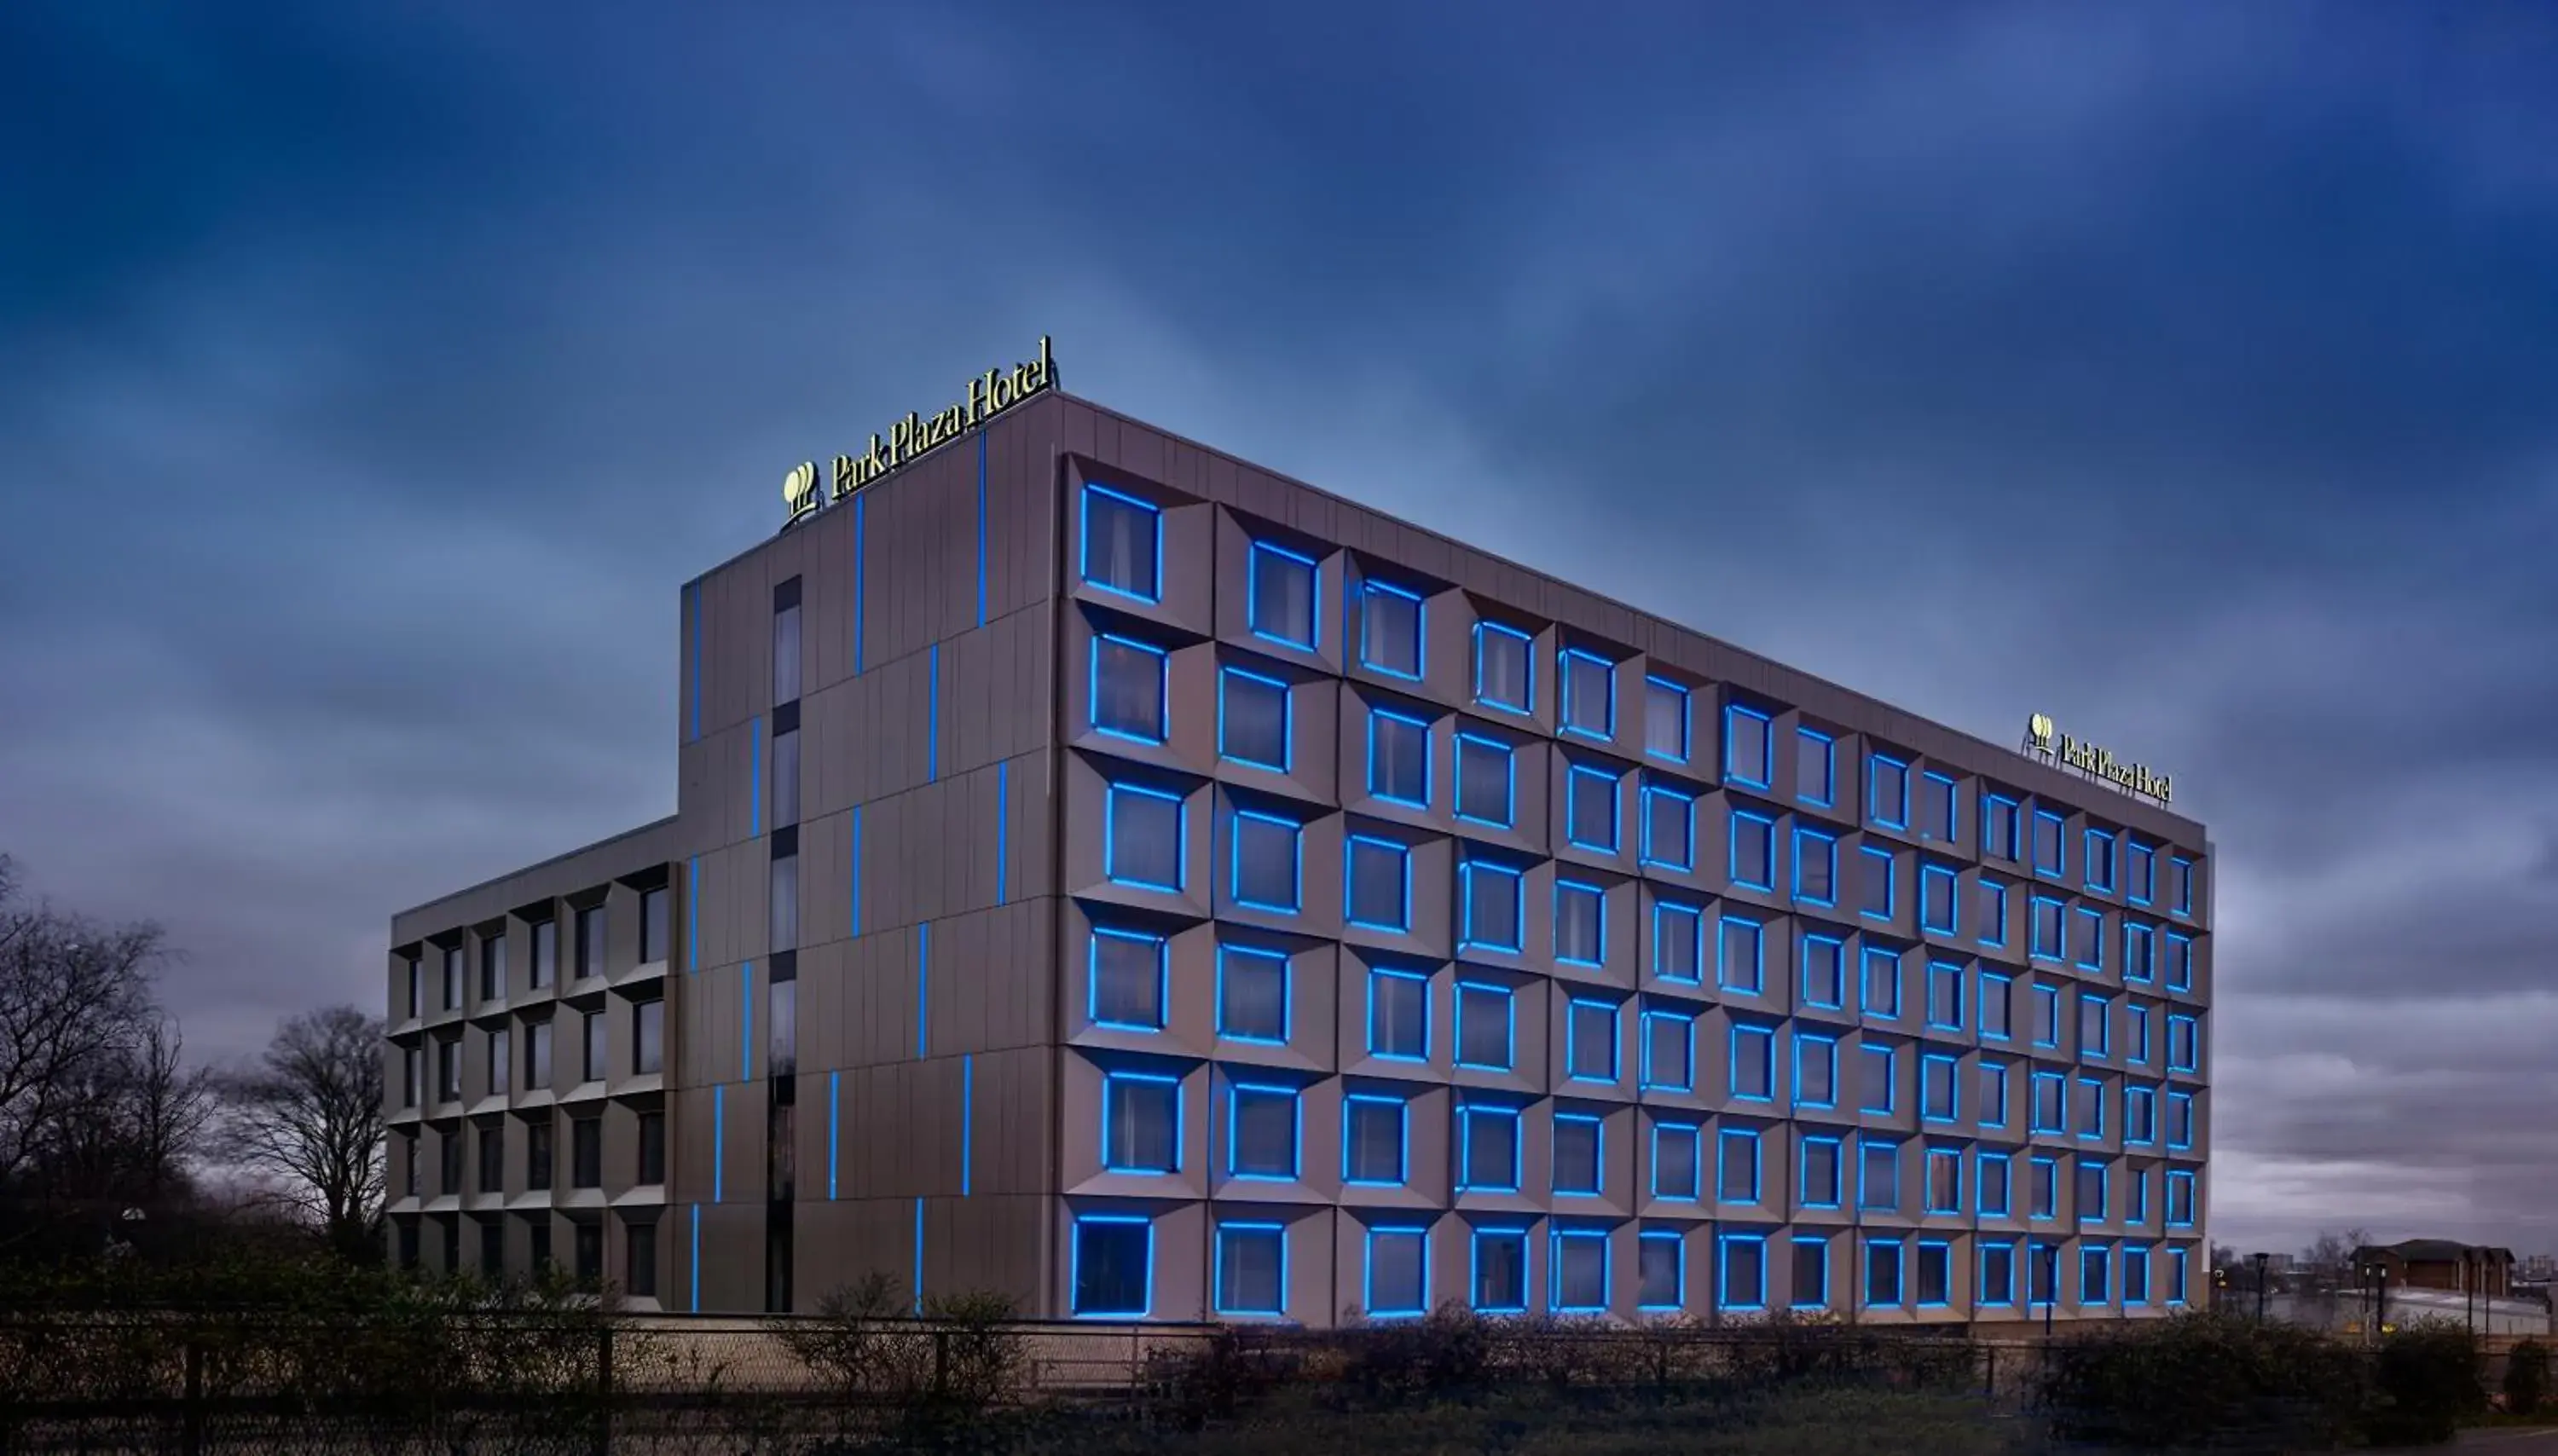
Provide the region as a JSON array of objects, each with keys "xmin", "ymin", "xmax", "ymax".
[
  {"xmin": 782, "ymin": 337, "xmax": 1057, "ymax": 524},
  {"xmin": 2023, "ymin": 713, "xmax": 2174, "ymax": 806}
]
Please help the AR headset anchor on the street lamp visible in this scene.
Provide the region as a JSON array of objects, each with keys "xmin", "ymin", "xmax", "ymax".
[
  {"xmin": 2252, "ymin": 1251, "xmax": 2270, "ymax": 1323},
  {"xmin": 2043, "ymin": 1244, "xmax": 2061, "ymax": 1340}
]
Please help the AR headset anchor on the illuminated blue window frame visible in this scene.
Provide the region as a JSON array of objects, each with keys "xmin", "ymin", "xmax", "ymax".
[
  {"xmin": 2166, "ymin": 932, "xmax": 2195, "ymax": 992},
  {"xmin": 1640, "ymin": 783, "xmax": 1697, "ymax": 871},
  {"xmin": 2029, "ymin": 1071, "xmax": 2066, "ymax": 1135},
  {"xmin": 1919, "ymin": 770, "xmax": 1958, "ymax": 843},
  {"xmin": 1459, "ymin": 857, "xmax": 1526, "ymax": 955},
  {"xmin": 2031, "ymin": 808, "xmax": 2067, "ymax": 880},
  {"xmin": 1213, "ymin": 1221, "xmax": 1288, "ymax": 1318},
  {"xmin": 1724, "ymin": 705, "xmax": 1774, "ymax": 791},
  {"xmin": 1652, "ymin": 1120, "xmax": 1702, "ymax": 1201},
  {"xmin": 1798, "ymin": 1135, "xmax": 1843, "ymax": 1210},
  {"xmin": 1977, "ymin": 1152, "xmax": 2013, "ymax": 1217},
  {"xmin": 1857, "ymin": 1137, "xmax": 1901, "ymax": 1213},
  {"xmin": 2080, "ymin": 994, "xmax": 2111, "ymax": 1060},
  {"xmin": 1978, "ymin": 969, "xmax": 2012, "ymax": 1042},
  {"xmin": 1565, "ymin": 765, "xmax": 1622, "ymax": 853},
  {"xmin": 2073, "ymin": 907, "xmax": 2105, "ymax": 973},
  {"xmin": 1728, "ymin": 1021, "xmax": 1778, "ymax": 1105},
  {"xmin": 2084, "ymin": 829, "xmax": 2116, "ymax": 893},
  {"xmin": 1857, "ymin": 845, "xmax": 1895, "ymax": 921},
  {"xmin": 1717, "ymin": 1125, "xmax": 1762, "ymax": 1205},
  {"xmin": 1069, "ymin": 1213, "xmax": 1154, "ymax": 1318},
  {"xmin": 1728, "ymin": 811, "xmax": 1777, "ymax": 893},
  {"xmin": 2128, "ymin": 1167, "xmax": 2151, "ymax": 1226},
  {"xmin": 1101, "ymin": 1071, "xmax": 1183, "ymax": 1175},
  {"xmin": 1230, "ymin": 809, "xmax": 1304, "ymax": 916},
  {"xmin": 1217, "ymin": 666, "xmax": 1292, "ymax": 772},
  {"xmin": 1979, "ymin": 1057, "xmax": 2012, "ymax": 1130},
  {"xmin": 2075, "ymin": 1075, "xmax": 2108, "ymax": 1141},
  {"xmin": 1860, "ymin": 944, "xmax": 1902, "ymax": 1021},
  {"xmin": 1343, "ymin": 835, "xmax": 1415, "ymax": 934},
  {"xmin": 1868, "ymin": 753, "xmax": 1909, "ymax": 829},
  {"xmin": 1553, "ymin": 1112, "xmax": 1606, "ymax": 1198},
  {"xmin": 2028, "ymin": 1155, "xmax": 2060, "ymax": 1222},
  {"xmin": 2124, "ymin": 1083, "xmax": 2157, "ymax": 1147},
  {"xmin": 1454, "ymin": 980, "xmax": 1515, "ymax": 1072},
  {"xmin": 1452, "ymin": 732, "xmax": 1516, "ymax": 829},
  {"xmin": 1718, "ymin": 914, "xmax": 1765, "ymax": 996},
  {"xmin": 1103, "ymin": 782, "xmax": 1186, "ymax": 893},
  {"xmin": 1088, "ymin": 927, "xmax": 1169, "ymax": 1032},
  {"xmin": 2170, "ymin": 856, "xmax": 2196, "ymax": 917},
  {"xmin": 1565, "ymin": 997, "xmax": 1622, "ymax": 1085},
  {"xmin": 2029, "ymin": 895, "xmax": 2065, "ymax": 963},
  {"xmin": 1364, "ymin": 1223, "xmax": 1430, "ymax": 1319},
  {"xmin": 2168, "ymin": 1245, "xmax": 2191, "ymax": 1305},
  {"xmin": 1797, "ymin": 727, "xmax": 1835, "ymax": 807},
  {"xmin": 1792, "ymin": 1030, "xmax": 1839, "ymax": 1112},
  {"xmin": 1800, "ymin": 932, "xmax": 1847, "ymax": 1010},
  {"xmin": 1560, "ymin": 648, "xmax": 1616, "ymax": 742},
  {"xmin": 2166, "ymin": 1169, "xmax": 2196, "ymax": 1228},
  {"xmin": 1079, "ymin": 484, "xmax": 1162, "ymax": 604},
  {"xmin": 1245, "ymin": 540, "xmax": 1318, "ymax": 651},
  {"xmin": 1366, "ymin": 707, "xmax": 1432, "ymax": 808},
  {"xmin": 2122, "ymin": 1243, "xmax": 2152, "ymax": 1307},
  {"xmin": 1225, "ymin": 1082, "xmax": 1301, "ymax": 1182},
  {"xmin": 2078, "ymin": 1157, "xmax": 2110, "ymax": 1225},
  {"xmin": 1357, "ymin": 579, "xmax": 1427, "ymax": 682},
  {"xmin": 1342, "ymin": 1095, "xmax": 1411, "ymax": 1187},
  {"xmin": 1554, "ymin": 879, "xmax": 1608, "ymax": 968},
  {"xmin": 1792, "ymin": 826, "xmax": 1838, "ymax": 907},
  {"xmin": 1718, "ymin": 1233, "xmax": 1768, "ymax": 1313},
  {"xmin": 1916, "ymin": 1238, "xmax": 1954, "ymax": 1308},
  {"xmin": 1456, "ymin": 1100, "xmax": 1524, "ymax": 1192},
  {"xmin": 1924, "ymin": 961, "xmax": 1965, "ymax": 1033},
  {"xmin": 2167, "ymin": 1013, "xmax": 2200, "ymax": 1072},
  {"xmin": 2030, "ymin": 983, "xmax": 2062, "ymax": 1049},
  {"xmin": 1640, "ymin": 1009, "xmax": 1696, "ymax": 1093},
  {"xmin": 1636, "ymin": 1229, "xmax": 1685, "ymax": 1312},
  {"xmin": 1645, "ymin": 675, "xmax": 1692, "ymax": 763},
  {"xmin": 2127, "ymin": 839, "xmax": 2156, "ymax": 906},
  {"xmin": 1089, "ymin": 633, "xmax": 1168, "ymax": 745},
  {"xmin": 1366, "ymin": 968, "xmax": 1431, "ymax": 1063},
  {"xmin": 2128, "ymin": 1003, "xmax": 2153, "ymax": 1065},
  {"xmin": 1216, "ymin": 945, "xmax": 1290, "ymax": 1045},
  {"xmin": 2123, "ymin": 922, "xmax": 2155, "ymax": 984},
  {"xmin": 1978, "ymin": 876, "xmax": 2010, "ymax": 948},
  {"xmin": 1551, "ymin": 1227, "xmax": 1612, "ymax": 1313},
  {"xmin": 1469, "ymin": 1226, "xmax": 1530, "ymax": 1314},
  {"xmin": 1652, "ymin": 902, "xmax": 1704, "ymax": 985},
  {"xmin": 1978, "ymin": 1239, "xmax": 2017, "ymax": 1307},
  {"xmin": 1919, "ymin": 1053, "xmax": 1960, "ymax": 1125},
  {"xmin": 1918, "ymin": 863, "xmax": 1959, "ymax": 936},
  {"xmin": 1471, "ymin": 621, "xmax": 1533, "ymax": 716},
  {"xmin": 2166, "ymin": 1089, "xmax": 2196, "ymax": 1152},
  {"xmin": 1791, "ymin": 1235, "xmax": 1832, "ymax": 1310},
  {"xmin": 1982, "ymin": 792, "xmax": 2022, "ymax": 861},
  {"xmin": 1865, "ymin": 1236, "xmax": 1905, "ymax": 1308}
]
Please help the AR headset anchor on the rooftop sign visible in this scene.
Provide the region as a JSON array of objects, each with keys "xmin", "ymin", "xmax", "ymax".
[
  {"xmin": 783, "ymin": 337, "xmax": 1058, "ymax": 524},
  {"xmin": 2023, "ymin": 714, "xmax": 2173, "ymax": 806}
]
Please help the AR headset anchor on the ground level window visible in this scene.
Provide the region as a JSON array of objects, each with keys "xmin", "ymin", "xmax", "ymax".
[{"xmin": 1074, "ymin": 1216, "xmax": 1152, "ymax": 1316}]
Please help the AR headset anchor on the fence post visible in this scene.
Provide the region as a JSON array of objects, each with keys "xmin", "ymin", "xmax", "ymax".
[
  {"xmin": 181, "ymin": 1332, "xmax": 204, "ymax": 1456},
  {"xmin": 593, "ymin": 1322, "xmax": 614, "ymax": 1456}
]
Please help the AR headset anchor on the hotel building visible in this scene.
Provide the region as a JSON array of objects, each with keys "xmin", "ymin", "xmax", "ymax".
[{"xmin": 384, "ymin": 375, "xmax": 2213, "ymax": 1324}]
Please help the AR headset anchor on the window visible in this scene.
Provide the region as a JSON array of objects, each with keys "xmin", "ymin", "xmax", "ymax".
[
  {"xmin": 477, "ymin": 1124, "xmax": 504, "ymax": 1193},
  {"xmin": 2032, "ymin": 808, "xmax": 2068, "ymax": 878},
  {"xmin": 401, "ymin": 1047, "xmax": 420, "ymax": 1108},
  {"xmin": 1565, "ymin": 765, "xmax": 1621, "ymax": 851},
  {"xmin": 1646, "ymin": 677, "xmax": 1690, "ymax": 760},
  {"xmin": 1247, "ymin": 540, "xmax": 1317, "ymax": 649},
  {"xmin": 1358, "ymin": 579, "xmax": 1424, "ymax": 679},
  {"xmin": 1642, "ymin": 1009, "xmax": 1694, "ymax": 1092},
  {"xmin": 1641, "ymin": 783, "xmax": 1695, "ymax": 870},
  {"xmin": 1718, "ymin": 1126, "xmax": 1762, "ymax": 1204},
  {"xmin": 1367, "ymin": 1226, "xmax": 1427, "ymax": 1317},
  {"xmin": 1983, "ymin": 793, "xmax": 2021, "ymax": 861},
  {"xmin": 1718, "ymin": 915, "xmax": 1764, "ymax": 995},
  {"xmin": 1456, "ymin": 981, "xmax": 1514, "ymax": 1070},
  {"xmin": 1091, "ymin": 927, "xmax": 1168, "ymax": 1031},
  {"xmin": 1799, "ymin": 1135, "xmax": 1842, "ymax": 1208},
  {"xmin": 1472, "ymin": 622, "xmax": 1532, "ymax": 714},
  {"xmin": 2074, "ymin": 906, "xmax": 2105, "ymax": 972},
  {"xmin": 2123, "ymin": 1244, "xmax": 2151, "ymax": 1306},
  {"xmin": 2169, "ymin": 1245, "xmax": 2191, "ymax": 1304},
  {"xmin": 1861, "ymin": 944, "xmax": 1901, "ymax": 1020},
  {"xmin": 2029, "ymin": 1241, "xmax": 2060, "ymax": 1305},
  {"xmin": 2075, "ymin": 1075, "xmax": 2106, "ymax": 1140},
  {"xmin": 1652, "ymin": 1121, "xmax": 1701, "ymax": 1200},
  {"xmin": 640, "ymin": 886, "xmax": 668, "ymax": 965},
  {"xmin": 1980, "ymin": 1241, "xmax": 2016, "ymax": 1306},
  {"xmin": 1461, "ymin": 858, "xmax": 1525, "ymax": 952},
  {"xmin": 1920, "ymin": 1054, "xmax": 1959, "ymax": 1124},
  {"xmin": 1720, "ymin": 1234, "xmax": 1766, "ymax": 1311},
  {"xmin": 1729, "ymin": 1022, "xmax": 1776, "ymax": 1102},
  {"xmin": 488, "ymin": 1028, "xmax": 512, "ymax": 1096},
  {"xmin": 1368, "ymin": 708, "xmax": 1430, "ymax": 806},
  {"xmin": 625, "ymin": 1219, "xmax": 658, "ymax": 1297},
  {"xmin": 2125, "ymin": 1083, "xmax": 2157, "ymax": 1146},
  {"xmin": 773, "ymin": 719, "xmax": 802, "ymax": 829},
  {"xmin": 1231, "ymin": 810, "xmax": 1301, "ymax": 913},
  {"xmin": 437, "ymin": 1037, "xmax": 461, "ymax": 1101},
  {"xmin": 1856, "ymin": 846, "xmax": 1894, "ymax": 919},
  {"xmin": 1858, "ymin": 1138, "xmax": 1900, "ymax": 1212},
  {"xmin": 771, "ymin": 848, "xmax": 799, "ymax": 955},
  {"xmin": 1218, "ymin": 667, "xmax": 1290, "ymax": 771},
  {"xmin": 2029, "ymin": 1156, "xmax": 2059, "ymax": 1221},
  {"xmin": 525, "ymin": 1020, "xmax": 553, "ymax": 1088},
  {"xmin": 2031, "ymin": 983, "xmax": 2062, "ymax": 1047},
  {"xmin": 2031, "ymin": 1072, "xmax": 2065, "ymax": 1134},
  {"xmin": 2127, "ymin": 839, "xmax": 2156, "ymax": 904},
  {"xmin": 1724, "ymin": 705, "xmax": 1772, "ymax": 790},
  {"xmin": 1794, "ymin": 1031, "xmax": 1838, "ymax": 1110},
  {"xmin": 1918, "ymin": 771, "xmax": 1956, "ymax": 843},
  {"xmin": 1791, "ymin": 1237, "xmax": 1831, "ymax": 1309},
  {"xmin": 1566, "ymin": 999, "xmax": 1620, "ymax": 1083},
  {"xmin": 531, "ymin": 918, "xmax": 556, "ymax": 990},
  {"xmin": 1369, "ymin": 969, "xmax": 1429, "ymax": 1061},
  {"xmin": 1857, "ymin": 1041, "xmax": 1895, "ymax": 1115},
  {"xmin": 1797, "ymin": 728, "xmax": 1835, "ymax": 806},
  {"xmin": 1979, "ymin": 970, "xmax": 2012, "ymax": 1040},
  {"xmin": 1346, "ymin": 836, "xmax": 1412, "ymax": 933},
  {"xmin": 1217, "ymin": 1222, "xmax": 1286, "ymax": 1316},
  {"xmin": 1454, "ymin": 733, "xmax": 1514, "ymax": 826},
  {"xmin": 1081, "ymin": 485, "xmax": 1160, "ymax": 602},
  {"xmin": 2124, "ymin": 922, "xmax": 2155, "ymax": 983},
  {"xmin": 479, "ymin": 935, "xmax": 506, "ymax": 1002},
  {"xmin": 1913, "ymin": 1240, "xmax": 1952, "ymax": 1307},
  {"xmin": 1105, "ymin": 783, "xmax": 1184, "ymax": 892},
  {"xmin": 1555, "ymin": 881, "xmax": 1606, "ymax": 966},
  {"xmin": 2127, "ymin": 1169, "xmax": 2151, "ymax": 1226},
  {"xmin": 1102, "ymin": 1072, "xmax": 1181, "ymax": 1174},
  {"xmin": 2167, "ymin": 1014, "xmax": 2200, "ymax": 1072},
  {"xmin": 572, "ymin": 1116, "xmax": 602, "ymax": 1188},
  {"xmin": 1473, "ymin": 1228, "xmax": 1529, "ymax": 1312},
  {"xmin": 2167, "ymin": 1089, "xmax": 2196, "ymax": 1150},
  {"xmin": 1228, "ymin": 1083, "xmax": 1299, "ymax": 1180},
  {"xmin": 1560, "ymin": 649, "xmax": 1614, "ymax": 739},
  {"xmin": 526, "ymin": 1120, "xmax": 553, "ymax": 1191},
  {"xmin": 1980, "ymin": 1059, "xmax": 2011, "ymax": 1129},
  {"xmin": 1218, "ymin": 946, "xmax": 1289, "ymax": 1043},
  {"xmin": 1459, "ymin": 1102, "xmax": 1523, "ymax": 1191},
  {"xmin": 403, "ymin": 958, "xmax": 422, "ymax": 1020},
  {"xmin": 2171, "ymin": 856, "xmax": 2196, "ymax": 916},
  {"xmin": 1926, "ymin": 961, "xmax": 1964, "ymax": 1031},
  {"xmin": 1976, "ymin": 876, "xmax": 2009, "ymax": 947},
  {"xmin": 637, "ymin": 1110, "xmax": 665, "ymax": 1184},
  {"xmin": 2029, "ymin": 895, "xmax": 2064, "ymax": 962},
  {"xmin": 1554, "ymin": 1228, "xmax": 1610, "ymax": 1312},
  {"xmin": 1638, "ymin": 1231, "xmax": 1683, "ymax": 1310},
  {"xmin": 578, "ymin": 1012, "xmax": 603, "ymax": 1083},
  {"xmin": 1553, "ymin": 1113, "xmax": 1603, "ymax": 1195},
  {"xmin": 443, "ymin": 946, "xmax": 463, "ymax": 1009},
  {"xmin": 772, "ymin": 578, "xmax": 802, "ymax": 702},
  {"xmin": 1793, "ymin": 827, "xmax": 1837, "ymax": 905},
  {"xmin": 1655, "ymin": 903, "xmax": 1704, "ymax": 984},
  {"xmin": 2080, "ymin": 994, "xmax": 2111, "ymax": 1060},
  {"xmin": 1801, "ymin": 933, "xmax": 1846, "ymax": 1009},
  {"xmin": 2166, "ymin": 933, "xmax": 2195, "ymax": 991},
  {"xmin": 1978, "ymin": 1152, "xmax": 2011, "ymax": 1217},
  {"xmin": 1926, "ymin": 1147, "xmax": 1963, "ymax": 1214},
  {"xmin": 1729, "ymin": 811, "xmax": 1775, "ymax": 891},
  {"xmin": 1073, "ymin": 1216, "xmax": 1152, "ymax": 1316},
  {"xmin": 633, "ymin": 998, "xmax": 663, "ymax": 1076},
  {"xmin": 1866, "ymin": 1239, "xmax": 1904, "ymax": 1307},
  {"xmin": 1868, "ymin": 754, "xmax": 1908, "ymax": 829},
  {"xmin": 2085, "ymin": 829, "xmax": 2116, "ymax": 893},
  {"xmin": 2078, "ymin": 1158, "xmax": 2109, "ymax": 1222},
  {"xmin": 1920, "ymin": 864, "xmax": 1958, "ymax": 935}
]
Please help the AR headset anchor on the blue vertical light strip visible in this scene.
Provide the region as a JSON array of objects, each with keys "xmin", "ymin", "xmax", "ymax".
[
  {"xmin": 713, "ymin": 1085, "xmax": 726, "ymax": 1203},
  {"xmin": 850, "ymin": 806, "xmax": 864, "ymax": 935},
  {"xmin": 686, "ymin": 583, "xmax": 702, "ymax": 742},
  {"xmin": 961, "ymin": 1054, "xmax": 975, "ymax": 1197},
  {"xmin": 975, "ymin": 430, "xmax": 989, "ymax": 627},
  {"xmin": 750, "ymin": 715, "xmax": 763, "ymax": 838},
  {"xmin": 928, "ymin": 644, "xmax": 940, "ymax": 783},
  {"xmin": 741, "ymin": 961, "xmax": 755, "ymax": 1081},
  {"xmin": 912, "ymin": 1197, "xmax": 925, "ymax": 1312},
  {"xmin": 687, "ymin": 858, "xmax": 700, "ymax": 974},
  {"xmin": 853, "ymin": 495, "xmax": 867, "ymax": 675},
  {"xmin": 995, "ymin": 762, "xmax": 1009, "ymax": 904},
  {"xmin": 916, "ymin": 924, "xmax": 930, "ymax": 1058},
  {"xmin": 689, "ymin": 1205, "xmax": 701, "ymax": 1311},
  {"xmin": 827, "ymin": 1071, "xmax": 841, "ymax": 1200}
]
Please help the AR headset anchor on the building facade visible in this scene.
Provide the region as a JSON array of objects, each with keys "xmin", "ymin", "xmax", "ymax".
[{"xmin": 385, "ymin": 383, "xmax": 2214, "ymax": 1325}]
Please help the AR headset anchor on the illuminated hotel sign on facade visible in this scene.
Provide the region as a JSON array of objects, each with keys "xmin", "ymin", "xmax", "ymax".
[
  {"xmin": 783, "ymin": 336, "xmax": 1058, "ymax": 524},
  {"xmin": 2023, "ymin": 713, "xmax": 2174, "ymax": 806}
]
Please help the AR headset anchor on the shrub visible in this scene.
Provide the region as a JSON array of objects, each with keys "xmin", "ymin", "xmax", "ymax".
[
  {"xmin": 2506, "ymin": 1338, "xmax": 2549, "ymax": 1417},
  {"xmin": 2368, "ymin": 1319, "xmax": 2482, "ymax": 1445},
  {"xmin": 2036, "ymin": 1309, "xmax": 2367, "ymax": 1450},
  {"xmin": 1337, "ymin": 1304, "xmax": 1494, "ymax": 1401}
]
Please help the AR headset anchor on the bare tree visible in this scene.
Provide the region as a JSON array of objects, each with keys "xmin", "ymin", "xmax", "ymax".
[
  {"xmin": 2302, "ymin": 1228, "xmax": 2374, "ymax": 1289},
  {"xmin": 217, "ymin": 1005, "xmax": 386, "ymax": 1261},
  {"xmin": 0, "ymin": 856, "xmax": 179, "ymax": 1191},
  {"xmin": 26, "ymin": 1019, "xmax": 213, "ymax": 1207}
]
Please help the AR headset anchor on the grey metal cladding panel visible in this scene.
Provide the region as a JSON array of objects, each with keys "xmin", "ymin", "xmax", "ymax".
[{"xmin": 390, "ymin": 817, "xmax": 680, "ymax": 945}]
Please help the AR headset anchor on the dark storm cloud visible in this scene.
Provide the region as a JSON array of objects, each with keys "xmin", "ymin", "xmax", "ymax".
[{"xmin": 5, "ymin": 0, "xmax": 2556, "ymax": 1254}]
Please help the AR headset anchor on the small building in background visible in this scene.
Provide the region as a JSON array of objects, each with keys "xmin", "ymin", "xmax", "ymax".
[{"xmin": 2355, "ymin": 1239, "xmax": 2515, "ymax": 1297}]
